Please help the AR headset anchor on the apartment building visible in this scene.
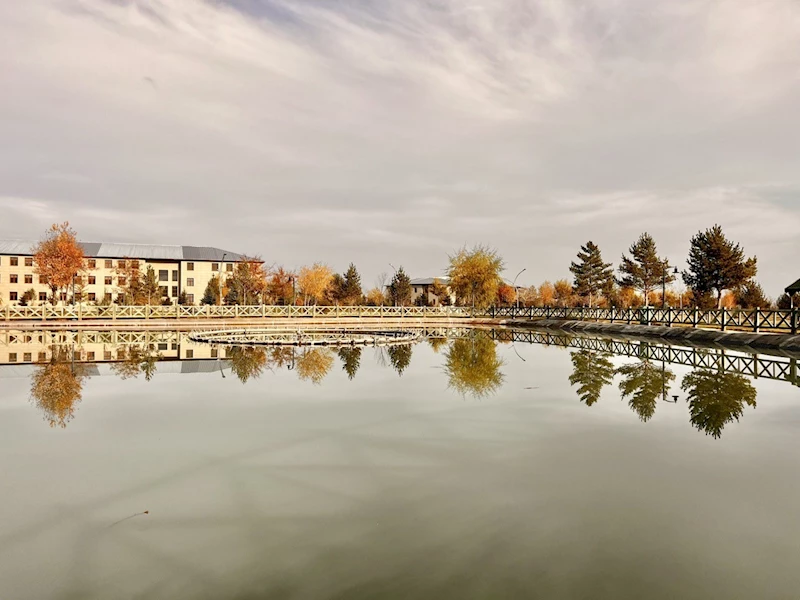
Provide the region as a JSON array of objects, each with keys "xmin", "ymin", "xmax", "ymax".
[{"xmin": 0, "ymin": 240, "xmax": 247, "ymax": 305}]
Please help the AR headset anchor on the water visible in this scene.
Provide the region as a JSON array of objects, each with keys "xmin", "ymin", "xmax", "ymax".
[{"xmin": 1, "ymin": 328, "xmax": 799, "ymax": 599}]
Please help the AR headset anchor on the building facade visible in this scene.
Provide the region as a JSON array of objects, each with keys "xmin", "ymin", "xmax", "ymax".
[
  {"xmin": 0, "ymin": 240, "xmax": 247, "ymax": 306},
  {"xmin": 409, "ymin": 278, "xmax": 455, "ymax": 306}
]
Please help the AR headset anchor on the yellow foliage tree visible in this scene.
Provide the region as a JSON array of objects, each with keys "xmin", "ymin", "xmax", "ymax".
[
  {"xmin": 298, "ymin": 263, "xmax": 333, "ymax": 305},
  {"xmin": 296, "ymin": 348, "xmax": 335, "ymax": 384},
  {"xmin": 30, "ymin": 346, "xmax": 86, "ymax": 427}
]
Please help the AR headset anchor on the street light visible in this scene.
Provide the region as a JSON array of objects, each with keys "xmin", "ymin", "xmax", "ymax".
[
  {"xmin": 218, "ymin": 253, "xmax": 227, "ymax": 306},
  {"xmin": 389, "ymin": 263, "xmax": 398, "ymax": 307},
  {"xmin": 662, "ymin": 264, "xmax": 679, "ymax": 309},
  {"xmin": 512, "ymin": 268, "xmax": 527, "ymax": 310}
]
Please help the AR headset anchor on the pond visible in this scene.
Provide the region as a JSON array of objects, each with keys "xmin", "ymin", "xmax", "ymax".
[{"xmin": 1, "ymin": 327, "xmax": 799, "ymax": 599}]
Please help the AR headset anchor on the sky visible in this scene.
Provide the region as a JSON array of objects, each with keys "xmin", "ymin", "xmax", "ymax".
[{"xmin": 1, "ymin": 0, "xmax": 799, "ymax": 295}]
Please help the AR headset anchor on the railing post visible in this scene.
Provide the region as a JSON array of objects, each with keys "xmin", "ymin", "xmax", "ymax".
[
  {"xmin": 720, "ymin": 307, "xmax": 726, "ymax": 332},
  {"xmin": 754, "ymin": 307, "xmax": 760, "ymax": 333},
  {"xmin": 113, "ymin": 304, "xmax": 117, "ymax": 321},
  {"xmin": 5, "ymin": 305, "xmax": 9, "ymax": 322},
  {"xmin": 692, "ymin": 307, "xmax": 698, "ymax": 328},
  {"xmin": 667, "ymin": 307, "xmax": 672, "ymax": 328},
  {"xmin": 792, "ymin": 308, "xmax": 798, "ymax": 335}
]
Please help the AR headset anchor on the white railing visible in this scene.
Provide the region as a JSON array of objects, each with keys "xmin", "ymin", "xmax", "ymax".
[{"xmin": 1, "ymin": 304, "xmax": 473, "ymax": 321}]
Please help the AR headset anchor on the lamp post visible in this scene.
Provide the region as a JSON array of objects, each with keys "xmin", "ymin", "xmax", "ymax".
[
  {"xmin": 389, "ymin": 263, "xmax": 398, "ymax": 307},
  {"xmin": 218, "ymin": 253, "xmax": 227, "ymax": 306},
  {"xmin": 661, "ymin": 264, "xmax": 679, "ymax": 309},
  {"xmin": 512, "ymin": 268, "xmax": 526, "ymax": 310}
]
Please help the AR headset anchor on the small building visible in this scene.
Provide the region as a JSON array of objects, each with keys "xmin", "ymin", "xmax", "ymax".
[
  {"xmin": 0, "ymin": 240, "xmax": 247, "ymax": 306},
  {"xmin": 786, "ymin": 278, "xmax": 800, "ymax": 307},
  {"xmin": 409, "ymin": 277, "xmax": 455, "ymax": 306}
]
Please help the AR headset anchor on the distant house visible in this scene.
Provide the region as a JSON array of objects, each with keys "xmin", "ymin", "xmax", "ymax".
[
  {"xmin": 409, "ymin": 278, "xmax": 455, "ymax": 306},
  {"xmin": 786, "ymin": 278, "xmax": 800, "ymax": 307}
]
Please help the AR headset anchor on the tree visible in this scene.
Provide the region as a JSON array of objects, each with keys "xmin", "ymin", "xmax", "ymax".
[
  {"xmin": 229, "ymin": 346, "xmax": 268, "ymax": 383},
  {"xmin": 568, "ymin": 350, "xmax": 615, "ymax": 406},
  {"xmin": 616, "ymin": 360, "xmax": 675, "ymax": 422},
  {"xmin": 430, "ymin": 278, "xmax": 451, "ymax": 306},
  {"xmin": 387, "ymin": 344, "xmax": 413, "ymax": 376},
  {"xmin": 443, "ymin": 334, "xmax": 504, "ymax": 398},
  {"xmin": 298, "ymin": 263, "xmax": 333, "ymax": 305},
  {"xmin": 539, "ymin": 281, "xmax": 556, "ymax": 307},
  {"xmin": 267, "ymin": 267, "xmax": 295, "ymax": 305},
  {"xmin": 388, "ymin": 267, "xmax": 413, "ymax": 307},
  {"xmin": 202, "ymin": 275, "xmax": 223, "ymax": 305},
  {"xmin": 33, "ymin": 222, "xmax": 85, "ymax": 305},
  {"xmin": 736, "ymin": 281, "xmax": 770, "ymax": 309},
  {"xmin": 447, "ymin": 245, "xmax": 504, "ymax": 310},
  {"xmin": 569, "ymin": 241, "xmax": 614, "ymax": 308},
  {"xmin": 338, "ymin": 347, "xmax": 362, "ymax": 380},
  {"xmin": 226, "ymin": 258, "xmax": 268, "ymax": 305},
  {"xmin": 19, "ymin": 288, "xmax": 36, "ymax": 307},
  {"xmin": 553, "ymin": 279, "xmax": 574, "ymax": 308},
  {"xmin": 295, "ymin": 348, "xmax": 335, "ymax": 384},
  {"xmin": 30, "ymin": 346, "xmax": 86, "ymax": 428},
  {"xmin": 683, "ymin": 225, "xmax": 757, "ymax": 308},
  {"xmin": 111, "ymin": 346, "xmax": 162, "ymax": 381},
  {"xmin": 777, "ymin": 293, "xmax": 800, "ymax": 310},
  {"xmin": 618, "ymin": 233, "xmax": 674, "ymax": 306},
  {"xmin": 341, "ymin": 263, "xmax": 363, "ymax": 305},
  {"xmin": 496, "ymin": 283, "xmax": 516, "ymax": 306},
  {"xmin": 364, "ymin": 287, "xmax": 387, "ymax": 306},
  {"xmin": 326, "ymin": 273, "xmax": 347, "ymax": 305},
  {"xmin": 519, "ymin": 285, "xmax": 540, "ymax": 307},
  {"xmin": 681, "ymin": 369, "xmax": 757, "ymax": 439}
]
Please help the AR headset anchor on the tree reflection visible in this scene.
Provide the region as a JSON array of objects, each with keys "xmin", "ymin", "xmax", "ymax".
[
  {"xmin": 387, "ymin": 344, "xmax": 413, "ymax": 376},
  {"xmin": 229, "ymin": 346, "xmax": 269, "ymax": 383},
  {"xmin": 427, "ymin": 337, "xmax": 448, "ymax": 353},
  {"xmin": 568, "ymin": 350, "xmax": 615, "ymax": 406},
  {"xmin": 29, "ymin": 345, "xmax": 86, "ymax": 428},
  {"xmin": 443, "ymin": 336, "xmax": 504, "ymax": 399},
  {"xmin": 296, "ymin": 348, "xmax": 335, "ymax": 385},
  {"xmin": 616, "ymin": 360, "xmax": 675, "ymax": 422},
  {"xmin": 111, "ymin": 345, "xmax": 162, "ymax": 381},
  {"xmin": 337, "ymin": 347, "xmax": 362, "ymax": 380},
  {"xmin": 269, "ymin": 347, "xmax": 296, "ymax": 369},
  {"xmin": 681, "ymin": 369, "xmax": 757, "ymax": 439}
]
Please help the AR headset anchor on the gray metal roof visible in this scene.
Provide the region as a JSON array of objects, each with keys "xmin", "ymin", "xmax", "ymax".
[
  {"xmin": 786, "ymin": 279, "xmax": 800, "ymax": 294},
  {"xmin": 410, "ymin": 277, "xmax": 449, "ymax": 286},
  {"xmin": 0, "ymin": 240, "xmax": 247, "ymax": 261}
]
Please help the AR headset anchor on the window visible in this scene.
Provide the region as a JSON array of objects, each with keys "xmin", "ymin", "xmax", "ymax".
[
  {"xmin": 212, "ymin": 263, "xmax": 219, "ymax": 271},
  {"xmin": 171, "ymin": 342, "xmax": 178, "ymax": 350},
  {"xmin": 172, "ymin": 270, "xmax": 178, "ymax": 282},
  {"xmin": 9, "ymin": 353, "xmax": 17, "ymax": 363},
  {"xmin": 186, "ymin": 349, "xmax": 194, "ymax": 359},
  {"xmin": 24, "ymin": 257, "xmax": 33, "ymax": 267},
  {"xmin": 88, "ymin": 293, "xmax": 96, "ymax": 301},
  {"xmin": 88, "ymin": 259, "xmax": 96, "ymax": 269},
  {"xmin": 74, "ymin": 351, "xmax": 81, "ymax": 361},
  {"xmin": 226, "ymin": 263, "xmax": 233, "ymax": 272},
  {"xmin": 105, "ymin": 276, "xmax": 112, "ymax": 285},
  {"xmin": 60, "ymin": 292, "xmax": 67, "ymax": 301},
  {"xmin": 117, "ymin": 350, "xmax": 126, "ymax": 360},
  {"xmin": 9, "ymin": 292, "xmax": 17, "ymax": 301},
  {"xmin": 211, "ymin": 348, "xmax": 218, "ymax": 358},
  {"xmin": 10, "ymin": 274, "xmax": 17, "ymax": 284},
  {"xmin": 131, "ymin": 260, "xmax": 139, "ymax": 269},
  {"xmin": 105, "ymin": 260, "xmax": 113, "ymax": 269},
  {"xmin": 10, "ymin": 257, "xmax": 18, "ymax": 266},
  {"xmin": 118, "ymin": 260, "xmax": 126, "ymax": 269},
  {"xmin": 104, "ymin": 351, "xmax": 112, "ymax": 361},
  {"xmin": 39, "ymin": 275, "xmax": 48, "ymax": 285},
  {"xmin": 187, "ymin": 278, "xmax": 194, "ymax": 287},
  {"xmin": 24, "ymin": 275, "xmax": 33, "ymax": 284},
  {"xmin": 119, "ymin": 277, "xmax": 127, "ymax": 286},
  {"xmin": 87, "ymin": 352, "xmax": 95, "ymax": 361},
  {"xmin": 38, "ymin": 352, "xmax": 47, "ymax": 362},
  {"xmin": 23, "ymin": 353, "xmax": 32, "ymax": 362},
  {"xmin": 158, "ymin": 343, "xmax": 168, "ymax": 351},
  {"xmin": 88, "ymin": 276, "xmax": 96, "ymax": 285},
  {"xmin": 172, "ymin": 286, "xmax": 178, "ymax": 297},
  {"xmin": 38, "ymin": 292, "xmax": 47, "ymax": 302},
  {"xmin": 187, "ymin": 294, "xmax": 194, "ymax": 304},
  {"xmin": 187, "ymin": 262, "xmax": 194, "ymax": 271},
  {"xmin": 159, "ymin": 270, "xmax": 168, "ymax": 282}
]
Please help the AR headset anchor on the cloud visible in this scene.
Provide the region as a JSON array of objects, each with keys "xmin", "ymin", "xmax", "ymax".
[{"xmin": 0, "ymin": 0, "xmax": 798, "ymax": 293}]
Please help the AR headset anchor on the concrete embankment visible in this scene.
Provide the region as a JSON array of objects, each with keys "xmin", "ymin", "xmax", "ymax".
[{"xmin": 497, "ymin": 318, "xmax": 800, "ymax": 353}]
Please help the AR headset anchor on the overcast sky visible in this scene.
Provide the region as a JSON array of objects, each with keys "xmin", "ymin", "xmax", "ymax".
[{"xmin": 1, "ymin": 0, "xmax": 798, "ymax": 294}]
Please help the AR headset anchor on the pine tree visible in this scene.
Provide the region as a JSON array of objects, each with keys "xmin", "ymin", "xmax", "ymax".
[
  {"xmin": 568, "ymin": 350, "xmax": 615, "ymax": 406},
  {"xmin": 141, "ymin": 266, "xmax": 162, "ymax": 305},
  {"xmin": 569, "ymin": 241, "xmax": 614, "ymax": 307},
  {"xmin": 736, "ymin": 281, "xmax": 770, "ymax": 309},
  {"xmin": 342, "ymin": 263, "xmax": 362, "ymax": 305},
  {"xmin": 389, "ymin": 267, "xmax": 412, "ymax": 306},
  {"xmin": 338, "ymin": 347, "xmax": 362, "ymax": 380},
  {"xmin": 683, "ymin": 225, "xmax": 757, "ymax": 308},
  {"xmin": 618, "ymin": 233, "xmax": 674, "ymax": 306}
]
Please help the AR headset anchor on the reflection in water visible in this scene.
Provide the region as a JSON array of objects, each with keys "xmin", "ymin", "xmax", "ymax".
[
  {"xmin": 111, "ymin": 346, "xmax": 162, "ymax": 382},
  {"xmin": 296, "ymin": 348, "xmax": 335, "ymax": 385},
  {"xmin": 29, "ymin": 346, "xmax": 86, "ymax": 428},
  {"xmin": 427, "ymin": 337, "xmax": 448, "ymax": 353},
  {"xmin": 443, "ymin": 336, "xmax": 504, "ymax": 399},
  {"xmin": 616, "ymin": 360, "xmax": 676, "ymax": 422},
  {"xmin": 387, "ymin": 344, "xmax": 413, "ymax": 376},
  {"xmin": 682, "ymin": 369, "xmax": 758, "ymax": 439},
  {"xmin": 229, "ymin": 346, "xmax": 269, "ymax": 383},
  {"xmin": 568, "ymin": 350, "xmax": 615, "ymax": 406},
  {"xmin": 337, "ymin": 347, "xmax": 362, "ymax": 380}
]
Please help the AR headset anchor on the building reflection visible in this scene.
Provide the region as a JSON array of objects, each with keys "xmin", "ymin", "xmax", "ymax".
[{"xmin": 681, "ymin": 369, "xmax": 758, "ymax": 439}]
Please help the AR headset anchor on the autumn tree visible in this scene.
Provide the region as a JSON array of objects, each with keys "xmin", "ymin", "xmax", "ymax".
[
  {"xmin": 229, "ymin": 346, "xmax": 268, "ymax": 383},
  {"xmin": 30, "ymin": 346, "xmax": 86, "ymax": 428},
  {"xmin": 364, "ymin": 287, "xmax": 387, "ymax": 306},
  {"xmin": 430, "ymin": 278, "xmax": 451, "ymax": 306},
  {"xmin": 568, "ymin": 350, "xmax": 615, "ymax": 406},
  {"xmin": 226, "ymin": 258, "xmax": 268, "ymax": 305},
  {"xmin": 618, "ymin": 233, "xmax": 674, "ymax": 306},
  {"xmin": 617, "ymin": 360, "xmax": 675, "ymax": 422},
  {"xmin": 496, "ymin": 283, "xmax": 516, "ymax": 306},
  {"xmin": 553, "ymin": 279, "xmax": 574, "ymax": 308},
  {"xmin": 681, "ymin": 369, "xmax": 757, "ymax": 439},
  {"xmin": 33, "ymin": 222, "xmax": 85, "ymax": 305},
  {"xmin": 736, "ymin": 281, "xmax": 771, "ymax": 309},
  {"xmin": 447, "ymin": 244, "xmax": 505, "ymax": 310},
  {"xmin": 569, "ymin": 241, "xmax": 614, "ymax": 308},
  {"xmin": 518, "ymin": 285, "xmax": 540, "ymax": 307},
  {"xmin": 298, "ymin": 263, "xmax": 333, "ymax": 305},
  {"xmin": 111, "ymin": 345, "xmax": 162, "ymax": 381},
  {"xmin": 388, "ymin": 267, "xmax": 413, "ymax": 307},
  {"xmin": 267, "ymin": 267, "xmax": 295, "ymax": 305},
  {"xmin": 443, "ymin": 334, "xmax": 504, "ymax": 398},
  {"xmin": 683, "ymin": 225, "xmax": 757, "ymax": 309},
  {"xmin": 539, "ymin": 281, "xmax": 556, "ymax": 307}
]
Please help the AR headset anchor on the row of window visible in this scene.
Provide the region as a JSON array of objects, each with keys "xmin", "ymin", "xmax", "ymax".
[
  {"xmin": 0, "ymin": 257, "xmax": 34, "ymax": 267},
  {"xmin": 5, "ymin": 347, "xmax": 218, "ymax": 362},
  {"xmin": 6, "ymin": 290, "xmax": 196, "ymax": 302},
  {"xmin": 1, "ymin": 257, "xmax": 235, "ymax": 270}
]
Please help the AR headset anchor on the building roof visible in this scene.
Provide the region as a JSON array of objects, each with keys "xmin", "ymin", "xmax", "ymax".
[
  {"xmin": 0, "ymin": 240, "xmax": 247, "ymax": 262},
  {"xmin": 410, "ymin": 277, "xmax": 449, "ymax": 286},
  {"xmin": 786, "ymin": 278, "xmax": 800, "ymax": 294}
]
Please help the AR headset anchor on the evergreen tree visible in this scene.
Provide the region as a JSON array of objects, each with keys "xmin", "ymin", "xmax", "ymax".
[
  {"xmin": 683, "ymin": 225, "xmax": 757, "ymax": 308},
  {"xmin": 736, "ymin": 281, "xmax": 770, "ymax": 309},
  {"xmin": 617, "ymin": 360, "xmax": 675, "ymax": 422},
  {"xmin": 341, "ymin": 263, "xmax": 363, "ymax": 305},
  {"xmin": 338, "ymin": 347, "xmax": 362, "ymax": 380},
  {"xmin": 681, "ymin": 369, "xmax": 757, "ymax": 439},
  {"xmin": 201, "ymin": 275, "xmax": 221, "ymax": 305},
  {"xmin": 568, "ymin": 350, "xmax": 615, "ymax": 406},
  {"xmin": 326, "ymin": 274, "xmax": 346, "ymax": 305},
  {"xmin": 569, "ymin": 241, "xmax": 614, "ymax": 307},
  {"xmin": 618, "ymin": 233, "xmax": 674, "ymax": 306},
  {"xmin": 388, "ymin": 267, "xmax": 413, "ymax": 306},
  {"xmin": 141, "ymin": 266, "xmax": 162, "ymax": 305},
  {"xmin": 777, "ymin": 293, "xmax": 800, "ymax": 310}
]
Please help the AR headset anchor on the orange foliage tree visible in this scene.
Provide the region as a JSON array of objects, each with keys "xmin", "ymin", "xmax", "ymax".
[
  {"xmin": 553, "ymin": 279, "xmax": 574, "ymax": 307},
  {"xmin": 30, "ymin": 346, "xmax": 86, "ymax": 427},
  {"xmin": 496, "ymin": 283, "xmax": 516, "ymax": 306},
  {"xmin": 539, "ymin": 281, "xmax": 556, "ymax": 307},
  {"xmin": 267, "ymin": 266, "xmax": 295, "ymax": 305},
  {"xmin": 33, "ymin": 222, "xmax": 85, "ymax": 304}
]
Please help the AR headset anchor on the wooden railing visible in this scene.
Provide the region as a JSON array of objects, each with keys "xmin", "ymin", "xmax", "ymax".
[
  {"xmin": 1, "ymin": 304, "xmax": 472, "ymax": 322},
  {"xmin": 488, "ymin": 306, "xmax": 800, "ymax": 334}
]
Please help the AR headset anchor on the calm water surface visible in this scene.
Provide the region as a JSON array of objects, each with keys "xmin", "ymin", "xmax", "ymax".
[{"xmin": 1, "ymin": 328, "xmax": 799, "ymax": 599}]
